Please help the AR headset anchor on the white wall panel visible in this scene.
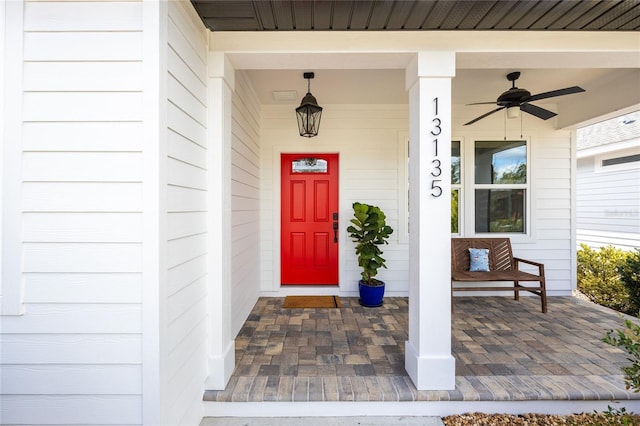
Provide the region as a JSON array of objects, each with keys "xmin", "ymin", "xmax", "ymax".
[
  {"xmin": 168, "ymin": 128, "xmax": 207, "ymax": 165},
  {"xmin": 168, "ymin": 211, "xmax": 207, "ymax": 240},
  {"xmin": 24, "ymin": 2, "xmax": 142, "ymax": 31},
  {"xmin": 23, "ymin": 183, "xmax": 143, "ymax": 212},
  {"xmin": 168, "ymin": 102, "xmax": 207, "ymax": 146},
  {"xmin": 230, "ymin": 72, "xmax": 262, "ymax": 336},
  {"xmin": 1, "ymin": 334, "xmax": 142, "ymax": 364},
  {"xmin": 2, "ymin": 364, "xmax": 141, "ymax": 394},
  {"xmin": 164, "ymin": 2, "xmax": 209, "ymax": 425},
  {"xmin": 168, "ymin": 157, "xmax": 207, "ymax": 190},
  {"xmin": 24, "ymin": 32, "xmax": 142, "ymax": 61},
  {"xmin": 22, "ymin": 213, "xmax": 143, "ymax": 243},
  {"xmin": 167, "ymin": 234, "xmax": 207, "ymax": 269},
  {"xmin": 168, "ymin": 48, "xmax": 207, "ymax": 104},
  {"xmin": 0, "ymin": 395, "xmax": 142, "ymax": 425},
  {"xmin": 24, "ymin": 92, "xmax": 143, "ymax": 122},
  {"xmin": 167, "ymin": 185, "xmax": 206, "ymax": 212},
  {"xmin": 23, "ymin": 152, "xmax": 143, "ymax": 182},
  {"xmin": 23, "ymin": 243, "xmax": 141, "ymax": 273},
  {"xmin": 23, "ymin": 273, "xmax": 141, "ymax": 304},
  {"xmin": 169, "ymin": 74, "xmax": 207, "ymax": 126},
  {"xmin": 23, "ymin": 122, "xmax": 143, "ymax": 152},
  {"xmin": 23, "ymin": 62, "xmax": 143, "ymax": 92},
  {"xmin": 167, "ymin": 255, "xmax": 207, "ymax": 296},
  {"xmin": 0, "ymin": 304, "xmax": 142, "ymax": 334},
  {"xmin": 3, "ymin": 2, "xmax": 146, "ymax": 424}
]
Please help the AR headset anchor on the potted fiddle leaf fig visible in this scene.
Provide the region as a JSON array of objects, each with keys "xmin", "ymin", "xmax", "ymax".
[{"xmin": 347, "ymin": 202, "xmax": 394, "ymax": 307}]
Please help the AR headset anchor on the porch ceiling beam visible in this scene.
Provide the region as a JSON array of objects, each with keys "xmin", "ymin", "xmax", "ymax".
[{"xmin": 210, "ymin": 31, "xmax": 640, "ymax": 56}]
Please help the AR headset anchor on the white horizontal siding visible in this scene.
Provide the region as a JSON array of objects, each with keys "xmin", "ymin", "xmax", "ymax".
[
  {"xmin": 23, "ymin": 122, "xmax": 144, "ymax": 152},
  {"xmin": 23, "ymin": 182, "xmax": 143, "ymax": 212},
  {"xmin": 577, "ymin": 229, "xmax": 640, "ymax": 251},
  {"xmin": 1, "ymin": 334, "xmax": 142, "ymax": 364},
  {"xmin": 231, "ymin": 71, "xmax": 261, "ymax": 336},
  {"xmin": 24, "ymin": 273, "xmax": 141, "ymax": 304},
  {"xmin": 23, "ymin": 152, "xmax": 143, "ymax": 182},
  {"xmin": 2, "ymin": 364, "xmax": 141, "ymax": 394},
  {"xmin": 23, "ymin": 243, "xmax": 141, "ymax": 273},
  {"xmin": 167, "ymin": 255, "xmax": 207, "ymax": 297},
  {"xmin": 2, "ymin": 2, "xmax": 146, "ymax": 425},
  {"xmin": 24, "ymin": 32, "xmax": 142, "ymax": 61},
  {"xmin": 0, "ymin": 304, "xmax": 142, "ymax": 334},
  {"xmin": 23, "ymin": 62, "xmax": 143, "ymax": 92},
  {"xmin": 24, "ymin": 92, "xmax": 143, "ymax": 122},
  {"xmin": 165, "ymin": 2, "xmax": 208, "ymax": 425},
  {"xmin": 0, "ymin": 395, "xmax": 142, "ymax": 425},
  {"xmin": 24, "ymin": 1, "xmax": 142, "ymax": 31},
  {"xmin": 577, "ymin": 157, "xmax": 640, "ymax": 243},
  {"xmin": 22, "ymin": 213, "xmax": 143, "ymax": 243}
]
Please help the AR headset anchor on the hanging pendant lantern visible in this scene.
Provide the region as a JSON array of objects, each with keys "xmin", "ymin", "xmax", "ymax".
[{"xmin": 296, "ymin": 72, "xmax": 322, "ymax": 138}]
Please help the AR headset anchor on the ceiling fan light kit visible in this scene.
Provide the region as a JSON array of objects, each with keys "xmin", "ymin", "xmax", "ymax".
[{"xmin": 464, "ymin": 71, "xmax": 585, "ymax": 126}]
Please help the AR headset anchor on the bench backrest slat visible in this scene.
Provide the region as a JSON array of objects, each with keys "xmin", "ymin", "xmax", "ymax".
[{"xmin": 451, "ymin": 238, "xmax": 515, "ymax": 272}]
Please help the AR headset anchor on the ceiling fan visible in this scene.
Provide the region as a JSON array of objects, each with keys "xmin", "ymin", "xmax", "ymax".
[{"xmin": 464, "ymin": 71, "xmax": 585, "ymax": 126}]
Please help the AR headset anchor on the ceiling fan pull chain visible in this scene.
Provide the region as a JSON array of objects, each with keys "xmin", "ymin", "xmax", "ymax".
[{"xmin": 504, "ymin": 110, "xmax": 507, "ymax": 141}]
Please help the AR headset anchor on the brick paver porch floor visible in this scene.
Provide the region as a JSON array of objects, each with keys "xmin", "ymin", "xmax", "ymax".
[{"xmin": 204, "ymin": 296, "xmax": 640, "ymax": 403}]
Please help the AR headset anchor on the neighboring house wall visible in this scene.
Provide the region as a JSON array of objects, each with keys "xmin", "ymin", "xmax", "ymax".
[
  {"xmin": 230, "ymin": 71, "xmax": 262, "ymax": 336},
  {"xmin": 1, "ymin": 1, "xmax": 144, "ymax": 424},
  {"xmin": 576, "ymin": 112, "xmax": 640, "ymax": 251},
  {"xmin": 165, "ymin": 2, "xmax": 209, "ymax": 425},
  {"xmin": 258, "ymin": 102, "xmax": 575, "ymax": 296},
  {"xmin": 576, "ymin": 151, "xmax": 640, "ymax": 251}
]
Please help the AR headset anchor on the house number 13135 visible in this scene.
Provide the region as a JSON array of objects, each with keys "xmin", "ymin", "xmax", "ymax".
[{"xmin": 430, "ymin": 97, "xmax": 443, "ymax": 197}]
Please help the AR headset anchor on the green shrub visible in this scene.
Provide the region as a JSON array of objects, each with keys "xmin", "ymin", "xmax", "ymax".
[
  {"xmin": 604, "ymin": 316, "xmax": 640, "ymax": 393},
  {"xmin": 577, "ymin": 244, "xmax": 630, "ymax": 314},
  {"xmin": 620, "ymin": 249, "xmax": 640, "ymax": 317}
]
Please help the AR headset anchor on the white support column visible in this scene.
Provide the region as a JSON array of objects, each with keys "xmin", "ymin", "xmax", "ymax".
[
  {"xmin": 206, "ymin": 52, "xmax": 235, "ymax": 389},
  {"xmin": 404, "ymin": 51, "xmax": 456, "ymax": 390},
  {"xmin": 142, "ymin": 0, "xmax": 169, "ymax": 423},
  {"xmin": 1, "ymin": 0, "xmax": 24, "ymax": 316}
]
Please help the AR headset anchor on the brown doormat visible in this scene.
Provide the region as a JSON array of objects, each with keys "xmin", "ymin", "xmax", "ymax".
[{"xmin": 283, "ymin": 295, "xmax": 341, "ymax": 308}]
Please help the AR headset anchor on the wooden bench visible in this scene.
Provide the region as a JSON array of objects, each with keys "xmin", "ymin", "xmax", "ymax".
[{"xmin": 451, "ymin": 238, "xmax": 547, "ymax": 313}]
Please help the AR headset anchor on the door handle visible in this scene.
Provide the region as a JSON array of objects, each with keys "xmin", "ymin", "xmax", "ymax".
[{"xmin": 333, "ymin": 212, "xmax": 338, "ymax": 243}]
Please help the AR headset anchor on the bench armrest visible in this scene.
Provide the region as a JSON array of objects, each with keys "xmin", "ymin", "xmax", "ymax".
[{"xmin": 514, "ymin": 257, "xmax": 545, "ymax": 276}]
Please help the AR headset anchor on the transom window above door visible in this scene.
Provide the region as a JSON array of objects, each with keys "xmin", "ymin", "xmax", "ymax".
[{"xmin": 291, "ymin": 157, "xmax": 328, "ymax": 173}]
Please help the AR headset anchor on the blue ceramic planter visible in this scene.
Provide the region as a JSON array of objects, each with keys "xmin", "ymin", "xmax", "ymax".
[{"xmin": 358, "ymin": 280, "xmax": 385, "ymax": 307}]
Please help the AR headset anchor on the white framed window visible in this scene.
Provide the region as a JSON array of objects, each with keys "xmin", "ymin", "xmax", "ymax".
[
  {"xmin": 401, "ymin": 137, "xmax": 530, "ymax": 238},
  {"xmin": 596, "ymin": 146, "xmax": 640, "ymax": 173},
  {"xmin": 451, "ymin": 140, "xmax": 462, "ymax": 235},
  {"xmin": 471, "ymin": 140, "xmax": 529, "ymax": 235}
]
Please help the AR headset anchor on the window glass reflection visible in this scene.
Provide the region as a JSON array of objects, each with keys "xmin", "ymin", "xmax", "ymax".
[
  {"xmin": 475, "ymin": 189, "xmax": 525, "ymax": 233},
  {"xmin": 475, "ymin": 141, "xmax": 526, "ymax": 184}
]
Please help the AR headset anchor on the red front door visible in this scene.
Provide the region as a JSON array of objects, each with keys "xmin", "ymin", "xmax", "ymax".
[{"xmin": 281, "ymin": 153, "xmax": 339, "ymax": 285}]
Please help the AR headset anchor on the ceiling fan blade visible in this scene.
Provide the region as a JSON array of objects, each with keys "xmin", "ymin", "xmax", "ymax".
[
  {"xmin": 464, "ymin": 107, "xmax": 505, "ymax": 126},
  {"xmin": 525, "ymin": 86, "xmax": 585, "ymax": 102},
  {"xmin": 520, "ymin": 103, "xmax": 557, "ymax": 120},
  {"xmin": 466, "ymin": 101, "xmax": 497, "ymax": 105}
]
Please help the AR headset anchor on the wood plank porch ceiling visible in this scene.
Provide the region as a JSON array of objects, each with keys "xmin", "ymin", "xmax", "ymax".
[{"xmin": 190, "ymin": 0, "xmax": 640, "ymax": 32}]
